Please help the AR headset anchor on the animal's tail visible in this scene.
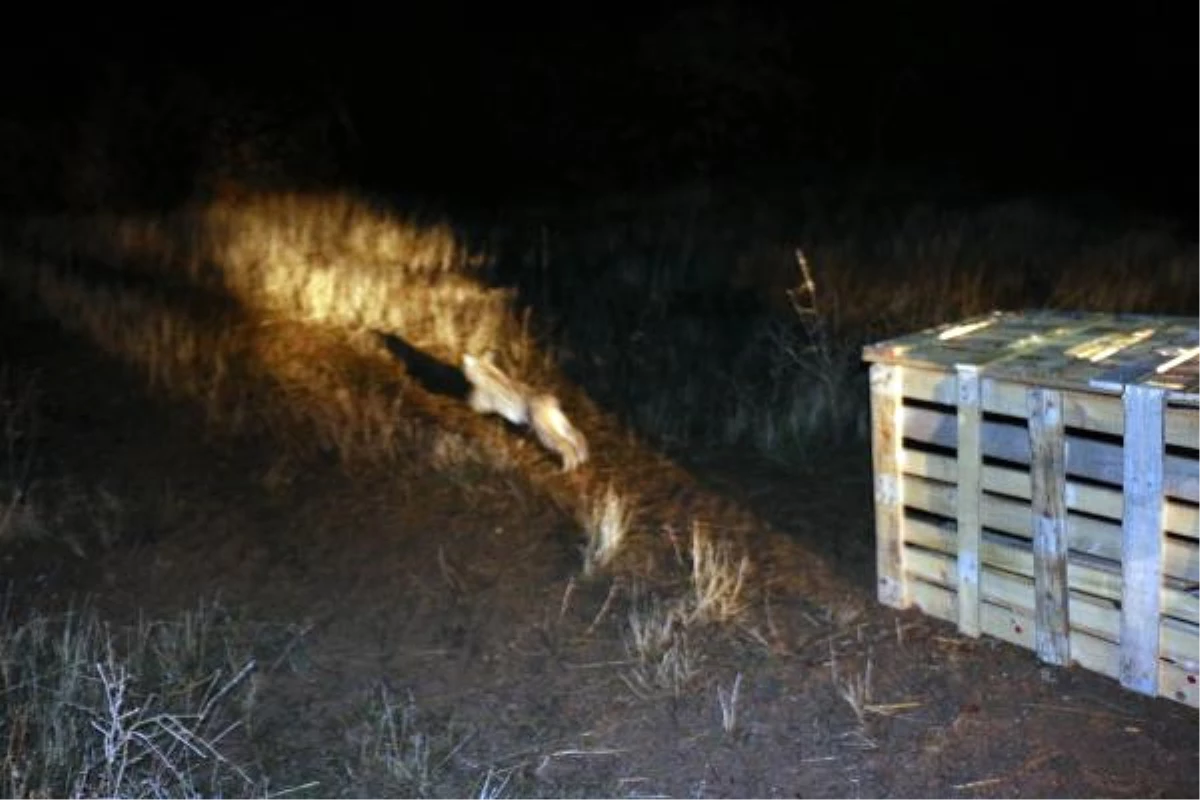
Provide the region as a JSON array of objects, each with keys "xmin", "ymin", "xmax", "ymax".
[{"xmin": 530, "ymin": 394, "xmax": 589, "ymax": 472}]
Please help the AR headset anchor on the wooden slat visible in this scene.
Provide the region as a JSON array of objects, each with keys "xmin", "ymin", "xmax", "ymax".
[
  {"xmin": 988, "ymin": 379, "xmax": 1122, "ymax": 435},
  {"xmin": 870, "ymin": 363, "xmax": 907, "ymax": 609},
  {"xmin": 1166, "ymin": 406, "xmax": 1199, "ymax": 451},
  {"xmin": 901, "ymin": 448, "xmax": 1200, "ymax": 539},
  {"xmin": 1028, "ymin": 387, "xmax": 1070, "ymax": 665},
  {"xmin": 1089, "ymin": 335, "xmax": 1198, "ymax": 392},
  {"xmin": 902, "ymin": 405, "xmax": 1199, "ymax": 502},
  {"xmin": 899, "ymin": 366, "xmax": 957, "ymax": 407},
  {"xmin": 901, "ymin": 474, "xmax": 1200, "ymax": 583},
  {"xmin": 902, "ymin": 369, "xmax": 1197, "ymax": 450},
  {"xmin": 902, "ymin": 515, "xmax": 1199, "ymax": 625},
  {"xmin": 955, "ymin": 366, "xmax": 982, "ymax": 637},
  {"xmin": 904, "ymin": 547, "xmax": 1198, "ymax": 667},
  {"xmin": 877, "ymin": 310, "xmax": 1199, "ymax": 405},
  {"xmin": 1121, "ymin": 385, "xmax": 1166, "ymax": 696},
  {"xmin": 907, "ymin": 578, "xmax": 1199, "ymax": 707}
]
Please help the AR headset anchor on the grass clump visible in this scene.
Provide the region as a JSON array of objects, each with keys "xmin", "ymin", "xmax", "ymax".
[{"xmin": 0, "ymin": 599, "xmax": 277, "ymax": 799}]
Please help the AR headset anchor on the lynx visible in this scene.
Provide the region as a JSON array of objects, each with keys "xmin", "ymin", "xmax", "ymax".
[{"xmin": 461, "ymin": 353, "xmax": 589, "ymax": 471}]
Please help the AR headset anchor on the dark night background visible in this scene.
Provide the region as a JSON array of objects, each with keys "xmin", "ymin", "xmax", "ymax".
[{"xmin": 0, "ymin": 2, "xmax": 1194, "ymax": 224}]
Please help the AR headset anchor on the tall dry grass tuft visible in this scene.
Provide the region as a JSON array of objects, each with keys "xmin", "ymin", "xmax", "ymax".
[
  {"xmin": 580, "ymin": 485, "xmax": 633, "ymax": 577},
  {"xmin": 685, "ymin": 521, "xmax": 750, "ymax": 625}
]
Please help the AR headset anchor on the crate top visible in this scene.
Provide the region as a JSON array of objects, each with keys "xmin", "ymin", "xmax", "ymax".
[{"xmin": 862, "ymin": 310, "xmax": 1199, "ymax": 405}]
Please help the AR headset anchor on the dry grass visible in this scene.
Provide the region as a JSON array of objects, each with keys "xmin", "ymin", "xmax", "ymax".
[
  {"xmin": 613, "ymin": 518, "xmax": 753, "ymax": 699},
  {"xmin": 685, "ymin": 522, "xmax": 750, "ymax": 625},
  {"xmin": 833, "ymin": 652, "xmax": 874, "ymax": 729},
  {"xmin": 621, "ymin": 593, "xmax": 702, "ymax": 699},
  {"xmin": 15, "ymin": 191, "xmax": 527, "ymax": 361},
  {"xmin": 803, "ymin": 201, "xmax": 1198, "ymax": 337},
  {"xmin": 347, "ymin": 687, "xmax": 473, "ymax": 799},
  {"xmin": 581, "ymin": 485, "xmax": 633, "ymax": 577},
  {"xmin": 346, "ymin": 685, "xmax": 570, "ymax": 799},
  {"xmin": 716, "ymin": 672, "xmax": 744, "ymax": 736},
  {"xmin": 0, "ymin": 190, "xmax": 557, "ymax": 476},
  {"xmin": 0, "ymin": 599, "xmax": 283, "ymax": 798}
]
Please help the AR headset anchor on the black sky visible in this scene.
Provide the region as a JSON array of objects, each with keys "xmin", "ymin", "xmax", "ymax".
[{"xmin": 2, "ymin": 2, "xmax": 1195, "ymax": 219}]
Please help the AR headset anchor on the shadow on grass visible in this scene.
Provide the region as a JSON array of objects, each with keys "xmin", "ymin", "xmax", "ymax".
[{"xmin": 373, "ymin": 331, "xmax": 470, "ymax": 401}]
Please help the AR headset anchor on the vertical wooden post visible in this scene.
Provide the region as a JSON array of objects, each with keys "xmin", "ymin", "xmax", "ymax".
[
  {"xmin": 1028, "ymin": 387, "xmax": 1070, "ymax": 666},
  {"xmin": 870, "ymin": 363, "xmax": 907, "ymax": 609},
  {"xmin": 955, "ymin": 365, "xmax": 982, "ymax": 636},
  {"xmin": 1120, "ymin": 384, "xmax": 1165, "ymax": 696}
]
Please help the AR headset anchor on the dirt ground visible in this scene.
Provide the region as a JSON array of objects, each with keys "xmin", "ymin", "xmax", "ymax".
[{"xmin": 2, "ymin": 304, "xmax": 1197, "ymax": 799}]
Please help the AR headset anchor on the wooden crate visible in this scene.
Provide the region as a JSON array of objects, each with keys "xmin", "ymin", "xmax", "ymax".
[{"xmin": 863, "ymin": 310, "xmax": 1199, "ymax": 707}]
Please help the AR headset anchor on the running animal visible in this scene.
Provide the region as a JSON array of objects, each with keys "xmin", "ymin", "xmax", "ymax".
[{"xmin": 462, "ymin": 353, "xmax": 589, "ymax": 471}]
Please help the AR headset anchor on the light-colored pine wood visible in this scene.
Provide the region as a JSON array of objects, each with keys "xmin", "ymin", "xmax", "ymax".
[
  {"xmin": 956, "ymin": 365, "xmax": 982, "ymax": 636},
  {"xmin": 899, "ymin": 366, "xmax": 957, "ymax": 407},
  {"xmin": 901, "ymin": 473, "xmax": 1199, "ymax": 583},
  {"xmin": 903, "ymin": 368, "xmax": 1197, "ymax": 450},
  {"xmin": 906, "ymin": 578, "xmax": 1198, "ymax": 708},
  {"xmin": 865, "ymin": 311, "xmax": 1199, "ymax": 708},
  {"xmin": 990, "ymin": 380, "xmax": 1123, "ymax": 436},
  {"xmin": 901, "ymin": 448, "xmax": 1200, "ymax": 539},
  {"xmin": 902, "ymin": 405, "xmax": 1199, "ymax": 503},
  {"xmin": 1166, "ymin": 405, "xmax": 1199, "ymax": 450},
  {"xmin": 1028, "ymin": 387, "xmax": 1071, "ymax": 665},
  {"xmin": 871, "ymin": 312, "xmax": 1197, "ymax": 402},
  {"xmin": 1120, "ymin": 384, "xmax": 1166, "ymax": 696},
  {"xmin": 870, "ymin": 363, "xmax": 907, "ymax": 609},
  {"xmin": 903, "ymin": 547, "xmax": 1198, "ymax": 667},
  {"xmin": 902, "ymin": 514, "xmax": 1199, "ymax": 625}
]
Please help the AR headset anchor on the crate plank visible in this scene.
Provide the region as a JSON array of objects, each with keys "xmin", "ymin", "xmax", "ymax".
[
  {"xmin": 956, "ymin": 366, "xmax": 983, "ymax": 636},
  {"xmin": 900, "ymin": 366, "xmax": 957, "ymax": 407},
  {"xmin": 868, "ymin": 311, "xmax": 1199, "ymax": 405},
  {"xmin": 904, "ymin": 548, "xmax": 1197, "ymax": 667},
  {"xmin": 1028, "ymin": 387, "xmax": 1071, "ymax": 665},
  {"xmin": 902, "ymin": 515, "xmax": 1199, "ymax": 625},
  {"xmin": 1121, "ymin": 385, "xmax": 1166, "ymax": 695},
  {"xmin": 988, "ymin": 379, "xmax": 1123, "ymax": 433},
  {"xmin": 908, "ymin": 579, "xmax": 1199, "ymax": 707},
  {"xmin": 902, "ymin": 406, "xmax": 1199, "ymax": 503},
  {"xmin": 900, "ymin": 474, "xmax": 1199, "ymax": 583},
  {"xmin": 871, "ymin": 363, "xmax": 907, "ymax": 609},
  {"xmin": 901, "ymin": 449, "xmax": 1199, "ymax": 539}
]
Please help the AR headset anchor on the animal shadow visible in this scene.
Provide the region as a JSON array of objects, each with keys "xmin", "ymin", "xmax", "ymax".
[{"xmin": 373, "ymin": 331, "xmax": 470, "ymax": 401}]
